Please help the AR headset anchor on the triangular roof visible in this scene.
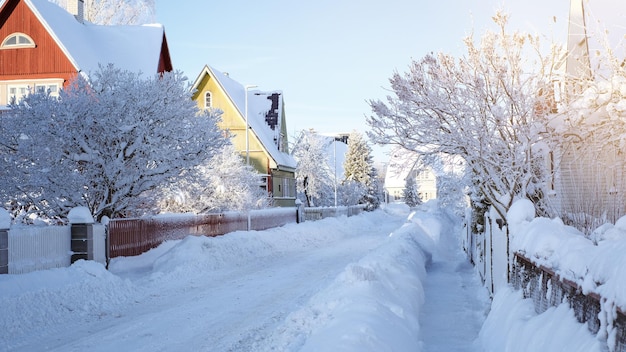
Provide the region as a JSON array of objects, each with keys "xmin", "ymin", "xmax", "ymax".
[
  {"xmin": 0, "ymin": 0, "xmax": 171, "ymax": 75},
  {"xmin": 192, "ymin": 65, "xmax": 297, "ymax": 170}
]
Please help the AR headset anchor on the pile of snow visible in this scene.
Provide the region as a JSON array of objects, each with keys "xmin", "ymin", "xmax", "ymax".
[
  {"xmin": 257, "ymin": 209, "xmax": 440, "ymax": 351},
  {"xmin": 479, "ymin": 287, "xmax": 603, "ymax": 352},
  {"xmin": 507, "ymin": 199, "xmax": 626, "ymax": 309},
  {"xmin": 0, "ymin": 260, "xmax": 137, "ymax": 349}
]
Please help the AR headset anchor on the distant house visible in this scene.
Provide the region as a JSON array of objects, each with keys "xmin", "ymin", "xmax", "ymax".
[
  {"xmin": 191, "ymin": 65, "xmax": 297, "ymax": 207},
  {"xmin": 384, "ymin": 149, "xmax": 437, "ymax": 203},
  {"xmin": 0, "ymin": 0, "xmax": 172, "ymax": 106}
]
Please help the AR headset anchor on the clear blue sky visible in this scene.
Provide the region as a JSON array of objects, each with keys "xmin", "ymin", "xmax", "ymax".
[{"xmin": 154, "ymin": 1, "xmax": 573, "ymax": 161}]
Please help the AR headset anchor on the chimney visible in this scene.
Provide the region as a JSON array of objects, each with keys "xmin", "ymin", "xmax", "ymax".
[{"xmin": 67, "ymin": 0, "xmax": 85, "ymax": 24}]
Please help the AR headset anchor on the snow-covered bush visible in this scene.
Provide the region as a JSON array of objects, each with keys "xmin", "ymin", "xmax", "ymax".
[{"xmin": 155, "ymin": 143, "xmax": 270, "ymax": 213}]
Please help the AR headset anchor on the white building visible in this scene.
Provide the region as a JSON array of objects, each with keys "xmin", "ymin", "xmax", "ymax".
[{"xmin": 384, "ymin": 149, "xmax": 437, "ymax": 203}]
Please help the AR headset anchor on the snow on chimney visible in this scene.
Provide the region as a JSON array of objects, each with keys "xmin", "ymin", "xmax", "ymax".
[{"xmin": 67, "ymin": 0, "xmax": 85, "ymax": 24}]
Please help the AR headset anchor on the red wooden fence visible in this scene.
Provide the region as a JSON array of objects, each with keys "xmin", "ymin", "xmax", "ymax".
[{"xmin": 107, "ymin": 208, "xmax": 297, "ymax": 259}]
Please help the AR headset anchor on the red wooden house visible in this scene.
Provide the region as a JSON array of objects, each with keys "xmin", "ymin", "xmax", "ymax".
[{"xmin": 0, "ymin": 0, "xmax": 172, "ymax": 106}]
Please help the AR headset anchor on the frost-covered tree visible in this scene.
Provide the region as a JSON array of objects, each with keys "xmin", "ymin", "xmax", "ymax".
[
  {"xmin": 0, "ymin": 65, "xmax": 226, "ymax": 222},
  {"xmin": 367, "ymin": 12, "xmax": 561, "ymax": 220},
  {"xmin": 402, "ymin": 174, "xmax": 421, "ymax": 207},
  {"xmin": 337, "ymin": 180, "xmax": 367, "ymax": 207},
  {"xmin": 291, "ymin": 130, "xmax": 335, "ymax": 207},
  {"xmin": 49, "ymin": 0, "xmax": 155, "ymax": 25},
  {"xmin": 155, "ymin": 143, "xmax": 270, "ymax": 214},
  {"xmin": 343, "ymin": 131, "xmax": 380, "ymax": 210}
]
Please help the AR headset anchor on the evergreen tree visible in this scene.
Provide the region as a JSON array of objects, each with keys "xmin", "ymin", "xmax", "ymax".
[
  {"xmin": 343, "ymin": 131, "xmax": 380, "ymax": 210},
  {"xmin": 402, "ymin": 174, "xmax": 421, "ymax": 207}
]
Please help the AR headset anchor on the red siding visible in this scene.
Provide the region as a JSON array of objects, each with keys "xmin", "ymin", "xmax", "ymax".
[
  {"xmin": 0, "ymin": 0, "xmax": 77, "ymax": 82},
  {"xmin": 157, "ymin": 32, "xmax": 173, "ymax": 73}
]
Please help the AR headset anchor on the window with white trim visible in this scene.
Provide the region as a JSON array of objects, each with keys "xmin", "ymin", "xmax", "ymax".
[
  {"xmin": 8, "ymin": 83, "xmax": 59, "ymax": 103},
  {"xmin": 34, "ymin": 84, "xmax": 58, "ymax": 95},
  {"xmin": 8, "ymin": 85, "xmax": 29, "ymax": 104},
  {"xmin": 204, "ymin": 91, "xmax": 212, "ymax": 109},
  {"xmin": 1, "ymin": 33, "xmax": 35, "ymax": 49},
  {"xmin": 275, "ymin": 176, "xmax": 296, "ymax": 198}
]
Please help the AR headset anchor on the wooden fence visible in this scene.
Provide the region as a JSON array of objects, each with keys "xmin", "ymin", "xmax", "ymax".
[
  {"xmin": 4, "ymin": 205, "xmax": 366, "ymax": 274},
  {"xmin": 107, "ymin": 208, "xmax": 297, "ymax": 259}
]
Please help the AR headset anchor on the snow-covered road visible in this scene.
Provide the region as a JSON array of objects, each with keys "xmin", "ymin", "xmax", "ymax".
[{"xmin": 3, "ymin": 209, "xmax": 408, "ymax": 351}]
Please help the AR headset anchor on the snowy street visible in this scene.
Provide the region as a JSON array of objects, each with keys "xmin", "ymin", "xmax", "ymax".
[{"xmin": 1, "ymin": 204, "xmax": 495, "ymax": 351}]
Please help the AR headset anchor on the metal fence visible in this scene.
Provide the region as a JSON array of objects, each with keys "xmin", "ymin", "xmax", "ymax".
[
  {"xmin": 512, "ymin": 253, "xmax": 626, "ymax": 352},
  {"xmin": 465, "ymin": 207, "xmax": 626, "ymax": 351}
]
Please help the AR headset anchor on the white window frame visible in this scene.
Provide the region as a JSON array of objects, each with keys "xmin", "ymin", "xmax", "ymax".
[
  {"xmin": 7, "ymin": 81, "xmax": 61, "ymax": 104},
  {"xmin": 7, "ymin": 84, "xmax": 30, "ymax": 104},
  {"xmin": 204, "ymin": 91, "xmax": 212, "ymax": 109},
  {"xmin": 1, "ymin": 33, "xmax": 35, "ymax": 49}
]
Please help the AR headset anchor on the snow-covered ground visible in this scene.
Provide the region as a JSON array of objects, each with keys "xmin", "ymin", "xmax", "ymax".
[
  {"xmin": 1, "ymin": 201, "xmax": 612, "ymax": 351},
  {"xmin": 0, "ymin": 204, "xmax": 430, "ymax": 351}
]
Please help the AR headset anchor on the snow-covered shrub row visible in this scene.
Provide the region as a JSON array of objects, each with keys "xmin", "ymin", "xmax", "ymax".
[
  {"xmin": 257, "ymin": 208, "xmax": 438, "ymax": 351},
  {"xmin": 508, "ymin": 199, "xmax": 626, "ymax": 315}
]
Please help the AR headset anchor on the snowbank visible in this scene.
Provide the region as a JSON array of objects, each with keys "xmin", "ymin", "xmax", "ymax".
[
  {"xmin": 0, "ymin": 260, "xmax": 137, "ymax": 350},
  {"xmin": 479, "ymin": 287, "xmax": 603, "ymax": 352},
  {"xmin": 508, "ymin": 199, "xmax": 626, "ymax": 310},
  {"xmin": 257, "ymin": 209, "xmax": 440, "ymax": 351}
]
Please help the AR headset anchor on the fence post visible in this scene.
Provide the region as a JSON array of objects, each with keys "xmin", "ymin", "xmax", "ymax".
[
  {"xmin": 295, "ymin": 199, "xmax": 304, "ymax": 223},
  {"xmin": 0, "ymin": 208, "xmax": 10, "ymax": 274},
  {"xmin": 68, "ymin": 207, "xmax": 95, "ymax": 263}
]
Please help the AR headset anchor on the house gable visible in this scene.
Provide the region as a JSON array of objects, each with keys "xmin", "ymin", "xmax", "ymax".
[
  {"xmin": 0, "ymin": 0, "xmax": 76, "ymax": 80},
  {"xmin": 191, "ymin": 65, "xmax": 296, "ymax": 174},
  {"xmin": 0, "ymin": 0, "xmax": 172, "ymax": 105},
  {"xmin": 157, "ymin": 32, "xmax": 172, "ymax": 73}
]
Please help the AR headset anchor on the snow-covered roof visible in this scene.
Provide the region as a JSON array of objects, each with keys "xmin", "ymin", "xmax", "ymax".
[
  {"xmin": 3, "ymin": 0, "xmax": 168, "ymax": 75},
  {"xmin": 384, "ymin": 149, "xmax": 420, "ymax": 188},
  {"xmin": 194, "ymin": 65, "xmax": 297, "ymax": 170}
]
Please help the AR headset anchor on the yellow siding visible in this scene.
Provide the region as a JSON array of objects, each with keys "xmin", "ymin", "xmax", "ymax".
[{"xmin": 192, "ymin": 73, "xmax": 273, "ymax": 175}]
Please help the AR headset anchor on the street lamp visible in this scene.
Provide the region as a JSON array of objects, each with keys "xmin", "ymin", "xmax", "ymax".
[
  {"xmin": 334, "ymin": 137, "xmax": 338, "ymax": 207},
  {"xmin": 244, "ymin": 85, "xmax": 257, "ymax": 166}
]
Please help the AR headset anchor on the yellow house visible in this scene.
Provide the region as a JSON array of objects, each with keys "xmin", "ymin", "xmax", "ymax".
[{"xmin": 191, "ymin": 65, "xmax": 297, "ymax": 207}]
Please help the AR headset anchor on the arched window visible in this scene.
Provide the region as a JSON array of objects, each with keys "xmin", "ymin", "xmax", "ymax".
[
  {"xmin": 204, "ymin": 91, "xmax": 212, "ymax": 109},
  {"xmin": 1, "ymin": 33, "xmax": 35, "ymax": 49}
]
